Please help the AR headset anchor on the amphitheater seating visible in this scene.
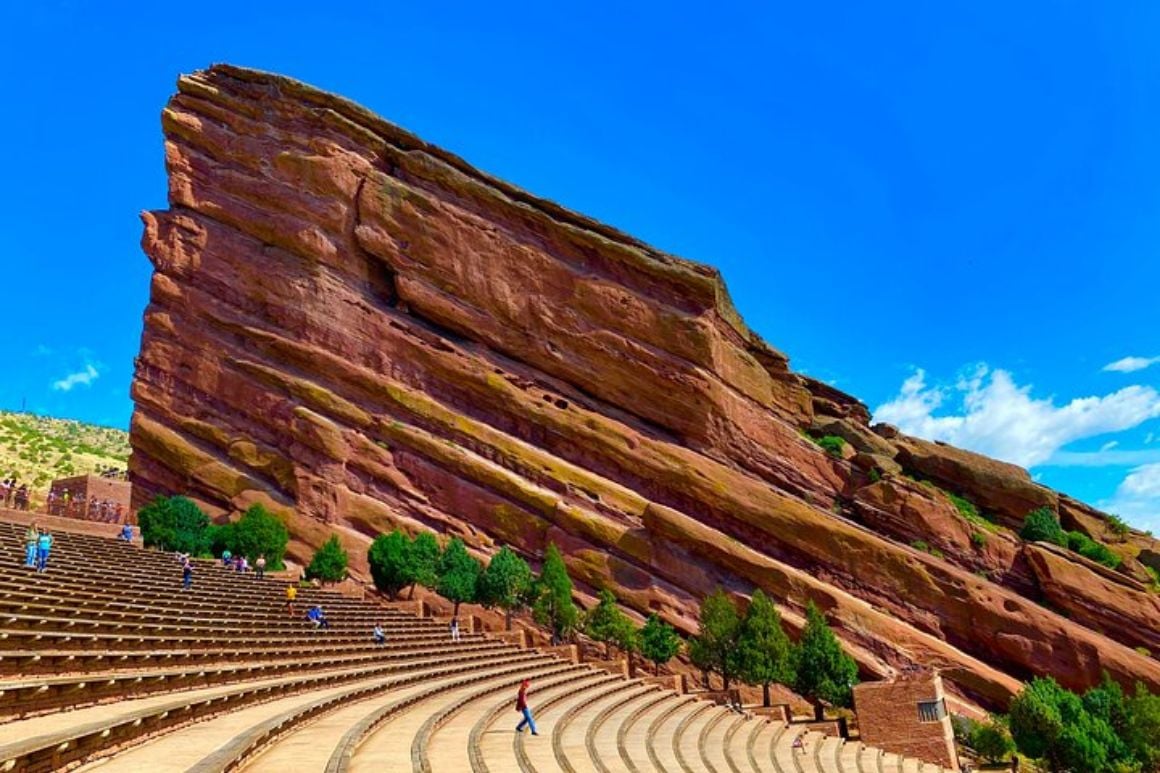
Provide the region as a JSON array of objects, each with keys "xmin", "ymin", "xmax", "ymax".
[{"xmin": 0, "ymin": 516, "xmax": 958, "ymax": 772}]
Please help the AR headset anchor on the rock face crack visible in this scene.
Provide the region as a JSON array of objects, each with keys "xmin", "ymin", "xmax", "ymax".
[{"xmin": 131, "ymin": 64, "xmax": 1160, "ymax": 710}]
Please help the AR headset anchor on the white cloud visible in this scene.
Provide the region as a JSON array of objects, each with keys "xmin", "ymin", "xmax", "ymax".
[
  {"xmin": 1046, "ymin": 449, "xmax": 1160, "ymax": 468},
  {"xmin": 1099, "ymin": 440, "xmax": 1120, "ymax": 452},
  {"xmin": 874, "ymin": 365, "xmax": 1160, "ymax": 468},
  {"xmin": 1101, "ymin": 463, "xmax": 1160, "ymax": 533},
  {"xmin": 1147, "ymin": 432, "xmax": 1156, "ymax": 445},
  {"xmin": 1103, "ymin": 356, "xmax": 1160, "ymax": 373},
  {"xmin": 51, "ymin": 364, "xmax": 100, "ymax": 392}
]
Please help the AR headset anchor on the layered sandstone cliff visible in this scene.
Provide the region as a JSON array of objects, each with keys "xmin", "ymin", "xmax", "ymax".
[{"xmin": 130, "ymin": 64, "xmax": 1160, "ymax": 709}]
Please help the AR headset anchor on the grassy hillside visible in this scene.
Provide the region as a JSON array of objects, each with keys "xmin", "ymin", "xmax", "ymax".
[{"xmin": 0, "ymin": 411, "xmax": 129, "ymax": 497}]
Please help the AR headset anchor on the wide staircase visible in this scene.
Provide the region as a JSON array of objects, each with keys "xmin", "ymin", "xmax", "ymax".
[{"xmin": 0, "ymin": 517, "xmax": 955, "ymax": 772}]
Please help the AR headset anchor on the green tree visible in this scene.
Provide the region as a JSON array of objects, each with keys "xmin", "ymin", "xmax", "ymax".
[
  {"xmin": 737, "ymin": 590, "xmax": 795, "ymax": 707},
  {"xmin": 585, "ymin": 589, "xmax": 634, "ymax": 658},
  {"xmin": 479, "ymin": 546, "xmax": 534, "ymax": 629},
  {"xmin": 409, "ymin": 532, "xmax": 441, "ymax": 597},
  {"xmin": 1009, "ymin": 676, "xmax": 1126, "ymax": 772},
  {"xmin": 1020, "ymin": 507, "xmax": 1067, "ymax": 546},
  {"xmin": 306, "ymin": 535, "xmax": 349, "ymax": 583},
  {"xmin": 138, "ymin": 495, "xmax": 212, "ymax": 556},
  {"xmin": 367, "ymin": 530, "xmax": 415, "ymax": 600},
  {"xmin": 532, "ymin": 543, "xmax": 578, "ymax": 644},
  {"xmin": 793, "ymin": 601, "xmax": 859, "ymax": 720},
  {"xmin": 640, "ymin": 615, "xmax": 681, "ymax": 675},
  {"xmin": 969, "ymin": 717, "xmax": 1015, "ymax": 764},
  {"xmin": 436, "ymin": 538, "xmax": 481, "ymax": 617},
  {"xmin": 1123, "ymin": 683, "xmax": 1160, "ymax": 770},
  {"xmin": 691, "ymin": 588, "xmax": 742, "ymax": 690},
  {"xmin": 220, "ymin": 504, "xmax": 289, "ymax": 569}
]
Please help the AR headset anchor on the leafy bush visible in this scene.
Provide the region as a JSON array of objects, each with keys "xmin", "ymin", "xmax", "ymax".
[
  {"xmin": 306, "ymin": 535, "xmax": 348, "ymax": 583},
  {"xmin": 910, "ymin": 540, "xmax": 930, "ymax": 553},
  {"xmin": 138, "ymin": 495, "xmax": 212, "ymax": 555},
  {"xmin": 970, "ymin": 531, "xmax": 988, "ymax": 549},
  {"xmin": 969, "ymin": 717, "xmax": 1015, "ymax": 763},
  {"xmin": 1066, "ymin": 531, "xmax": 1122, "ymax": 569},
  {"xmin": 814, "ymin": 435, "xmax": 847, "ymax": 457},
  {"xmin": 584, "ymin": 589, "xmax": 638, "ymax": 659},
  {"xmin": 215, "ymin": 504, "xmax": 289, "ymax": 569},
  {"xmin": 868, "ymin": 468, "xmax": 881, "ymax": 483},
  {"xmin": 1020, "ymin": 507, "xmax": 1067, "ymax": 546}
]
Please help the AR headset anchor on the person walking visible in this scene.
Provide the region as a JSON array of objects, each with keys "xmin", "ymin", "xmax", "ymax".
[
  {"xmin": 255, "ymin": 555, "xmax": 266, "ymax": 579},
  {"xmin": 515, "ymin": 679, "xmax": 538, "ymax": 735},
  {"xmin": 182, "ymin": 557, "xmax": 193, "ymax": 590},
  {"xmin": 36, "ymin": 530, "xmax": 53, "ymax": 572},
  {"xmin": 286, "ymin": 584, "xmax": 298, "ymax": 617},
  {"xmin": 450, "ymin": 617, "xmax": 460, "ymax": 643},
  {"xmin": 23, "ymin": 523, "xmax": 38, "ymax": 567}
]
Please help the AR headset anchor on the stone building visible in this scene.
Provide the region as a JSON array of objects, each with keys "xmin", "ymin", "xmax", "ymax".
[
  {"xmin": 49, "ymin": 474, "xmax": 133, "ymax": 522},
  {"xmin": 853, "ymin": 672, "xmax": 959, "ymax": 771}
]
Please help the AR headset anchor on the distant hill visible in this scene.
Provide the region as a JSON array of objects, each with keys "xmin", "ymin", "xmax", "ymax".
[{"xmin": 0, "ymin": 411, "xmax": 129, "ymax": 497}]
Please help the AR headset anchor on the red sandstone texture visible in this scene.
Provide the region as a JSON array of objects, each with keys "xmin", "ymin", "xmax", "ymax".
[{"xmin": 130, "ymin": 65, "xmax": 1160, "ymax": 709}]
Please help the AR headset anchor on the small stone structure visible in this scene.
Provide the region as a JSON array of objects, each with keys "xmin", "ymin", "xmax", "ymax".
[
  {"xmin": 49, "ymin": 474, "xmax": 133, "ymax": 523},
  {"xmin": 853, "ymin": 672, "xmax": 959, "ymax": 771}
]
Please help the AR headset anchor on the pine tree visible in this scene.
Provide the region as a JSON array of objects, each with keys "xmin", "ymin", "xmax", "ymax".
[
  {"xmin": 640, "ymin": 614, "xmax": 681, "ymax": 675},
  {"xmin": 737, "ymin": 590, "xmax": 794, "ymax": 707},
  {"xmin": 585, "ymin": 589, "xmax": 638, "ymax": 660},
  {"xmin": 793, "ymin": 601, "xmax": 858, "ymax": 720},
  {"xmin": 306, "ymin": 535, "xmax": 349, "ymax": 583},
  {"xmin": 532, "ymin": 543, "xmax": 578, "ymax": 644},
  {"xmin": 479, "ymin": 546, "xmax": 534, "ymax": 630},
  {"xmin": 691, "ymin": 588, "xmax": 742, "ymax": 690},
  {"xmin": 436, "ymin": 538, "xmax": 481, "ymax": 617}
]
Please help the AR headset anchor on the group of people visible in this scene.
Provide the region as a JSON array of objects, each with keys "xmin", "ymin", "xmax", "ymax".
[
  {"xmin": 220, "ymin": 550, "xmax": 267, "ymax": 578},
  {"xmin": 1, "ymin": 479, "xmax": 31, "ymax": 510},
  {"xmin": 46, "ymin": 489, "xmax": 125, "ymax": 523},
  {"xmin": 22, "ymin": 523, "xmax": 54, "ymax": 572}
]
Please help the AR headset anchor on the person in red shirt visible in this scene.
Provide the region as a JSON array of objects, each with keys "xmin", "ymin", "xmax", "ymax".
[{"xmin": 515, "ymin": 679, "xmax": 538, "ymax": 735}]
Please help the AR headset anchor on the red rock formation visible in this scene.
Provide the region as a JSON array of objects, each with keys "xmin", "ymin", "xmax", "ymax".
[{"xmin": 130, "ymin": 64, "xmax": 1160, "ymax": 709}]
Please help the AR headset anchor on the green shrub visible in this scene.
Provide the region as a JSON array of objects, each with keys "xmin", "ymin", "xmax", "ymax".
[
  {"xmin": 971, "ymin": 531, "xmax": 988, "ymax": 549},
  {"xmin": 306, "ymin": 535, "xmax": 349, "ymax": 583},
  {"xmin": 814, "ymin": 435, "xmax": 847, "ymax": 458},
  {"xmin": 930, "ymin": 547, "xmax": 945, "ymax": 558},
  {"xmin": 969, "ymin": 716, "xmax": 1015, "ymax": 763},
  {"xmin": 1020, "ymin": 507, "xmax": 1067, "ymax": 546},
  {"xmin": 1066, "ymin": 531, "xmax": 1122, "ymax": 569},
  {"xmin": 868, "ymin": 468, "xmax": 881, "ymax": 483},
  {"xmin": 1106, "ymin": 514, "xmax": 1130, "ymax": 539},
  {"xmin": 910, "ymin": 540, "xmax": 930, "ymax": 553},
  {"xmin": 138, "ymin": 495, "xmax": 212, "ymax": 556}
]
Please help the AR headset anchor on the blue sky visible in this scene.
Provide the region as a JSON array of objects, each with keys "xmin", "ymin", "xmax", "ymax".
[{"xmin": 1, "ymin": 2, "xmax": 1158, "ymax": 528}]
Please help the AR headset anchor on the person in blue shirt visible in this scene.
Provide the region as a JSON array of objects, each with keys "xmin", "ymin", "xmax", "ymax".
[
  {"xmin": 36, "ymin": 531, "xmax": 53, "ymax": 572},
  {"xmin": 119, "ymin": 523, "xmax": 134, "ymax": 542}
]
